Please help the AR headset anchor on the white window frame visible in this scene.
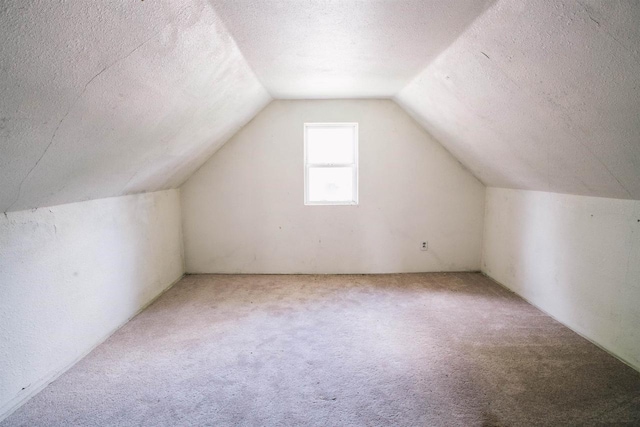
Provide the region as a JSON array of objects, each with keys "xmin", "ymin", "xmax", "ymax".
[{"xmin": 304, "ymin": 122, "xmax": 359, "ymax": 206}]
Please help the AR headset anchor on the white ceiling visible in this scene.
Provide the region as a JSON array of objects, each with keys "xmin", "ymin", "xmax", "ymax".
[
  {"xmin": 0, "ymin": 0, "xmax": 270, "ymax": 212},
  {"xmin": 211, "ymin": 0, "xmax": 494, "ymax": 99},
  {"xmin": 1, "ymin": 0, "xmax": 639, "ymax": 212},
  {"xmin": 396, "ymin": 0, "xmax": 640, "ymax": 200}
]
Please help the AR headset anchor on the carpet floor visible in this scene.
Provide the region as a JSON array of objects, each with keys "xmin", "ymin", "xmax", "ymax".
[{"xmin": 3, "ymin": 273, "xmax": 640, "ymax": 426}]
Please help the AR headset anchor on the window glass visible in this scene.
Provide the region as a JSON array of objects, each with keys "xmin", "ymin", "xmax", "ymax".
[
  {"xmin": 307, "ymin": 167, "xmax": 354, "ymax": 202},
  {"xmin": 304, "ymin": 123, "xmax": 358, "ymax": 205},
  {"xmin": 306, "ymin": 126, "xmax": 355, "ymax": 164}
]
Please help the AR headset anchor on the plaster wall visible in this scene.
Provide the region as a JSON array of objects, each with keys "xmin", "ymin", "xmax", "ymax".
[
  {"xmin": 181, "ymin": 100, "xmax": 485, "ymax": 274},
  {"xmin": 0, "ymin": 190, "xmax": 184, "ymax": 420},
  {"xmin": 482, "ymin": 188, "xmax": 640, "ymax": 370}
]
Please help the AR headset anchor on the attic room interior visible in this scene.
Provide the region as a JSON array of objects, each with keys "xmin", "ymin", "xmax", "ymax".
[{"xmin": 1, "ymin": 0, "xmax": 639, "ymax": 425}]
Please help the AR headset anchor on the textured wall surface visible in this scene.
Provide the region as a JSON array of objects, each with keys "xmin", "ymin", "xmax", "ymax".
[
  {"xmin": 2, "ymin": 0, "xmax": 639, "ymax": 212},
  {"xmin": 0, "ymin": 190, "xmax": 184, "ymax": 420},
  {"xmin": 482, "ymin": 188, "xmax": 640, "ymax": 370},
  {"xmin": 0, "ymin": 0, "xmax": 270, "ymax": 212},
  {"xmin": 181, "ymin": 100, "xmax": 485, "ymax": 274},
  {"xmin": 211, "ymin": 0, "xmax": 494, "ymax": 99},
  {"xmin": 397, "ymin": 0, "xmax": 640, "ymax": 200}
]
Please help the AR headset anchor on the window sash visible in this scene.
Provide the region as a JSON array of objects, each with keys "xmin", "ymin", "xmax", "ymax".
[{"xmin": 304, "ymin": 123, "xmax": 358, "ymax": 205}]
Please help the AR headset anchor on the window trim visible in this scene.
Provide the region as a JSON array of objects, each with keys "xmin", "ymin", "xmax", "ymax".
[{"xmin": 304, "ymin": 122, "xmax": 359, "ymax": 206}]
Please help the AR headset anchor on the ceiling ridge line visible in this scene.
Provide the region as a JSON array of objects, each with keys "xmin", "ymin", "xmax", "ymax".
[
  {"xmin": 393, "ymin": 0, "xmax": 500, "ymax": 100},
  {"xmin": 206, "ymin": 2, "xmax": 273, "ymax": 100}
]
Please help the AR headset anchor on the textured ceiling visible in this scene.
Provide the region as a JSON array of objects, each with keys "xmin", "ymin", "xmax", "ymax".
[
  {"xmin": 0, "ymin": 0, "xmax": 270, "ymax": 212},
  {"xmin": 211, "ymin": 0, "xmax": 494, "ymax": 99},
  {"xmin": 2, "ymin": 0, "xmax": 639, "ymax": 212},
  {"xmin": 396, "ymin": 0, "xmax": 640, "ymax": 200}
]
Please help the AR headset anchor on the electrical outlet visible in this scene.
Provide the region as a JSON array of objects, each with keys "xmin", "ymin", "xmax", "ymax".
[{"xmin": 420, "ymin": 241, "xmax": 428, "ymax": 251}]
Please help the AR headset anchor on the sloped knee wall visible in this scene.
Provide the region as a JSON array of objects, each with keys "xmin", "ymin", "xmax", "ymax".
[
  {"xmin": 0, "ymin": 190, "xmax": 184, "ymax": 420},
  {"xmin": 482, "ymin": 188, "xmax": 640, "ymax": 370}
]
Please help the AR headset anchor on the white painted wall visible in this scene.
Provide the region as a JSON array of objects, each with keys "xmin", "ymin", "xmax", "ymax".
[
  {"xmin": 181, "ymin": 100, "xmax": 485, "ymax": 274},
  {"xmin": 482, "ymin": 188, "xmax": 640, "ymax": 370},
  {"xmin": 0, "ymin": 190, "xmax": 184, "ymax": 420}
]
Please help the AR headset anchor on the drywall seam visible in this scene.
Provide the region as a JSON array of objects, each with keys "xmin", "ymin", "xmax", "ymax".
[
  {"xmin": 0, "ymin": 1, "xmax": 272, "ymax": 213},
  {"xmin": 0, "ymin": 273, "xmax": 184, "ymax": 423},
  {"xmin": 3, "ymin": 6, "xmax": 195, "ymax": 214},
  {"xmin": 480, "ymin": 271, "xmax": 640, "ymax": 373}
]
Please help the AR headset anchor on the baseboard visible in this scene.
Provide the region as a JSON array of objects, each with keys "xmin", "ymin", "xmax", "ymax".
[
  {"xmin": 480, "ymin": 270, "xmax": 640, "ymax": 374},
  {"xmin": 0, "ymin": 273, "xmax": 185, "ymax": 423},
  {"xmin": 184, "ymin": 270, "xmax": 483, "ymax": 275}
]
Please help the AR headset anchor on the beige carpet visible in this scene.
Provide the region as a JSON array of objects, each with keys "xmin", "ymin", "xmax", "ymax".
[{"xmin": 3, "ymin": 273, "xmax": 640, "ymax": 426}]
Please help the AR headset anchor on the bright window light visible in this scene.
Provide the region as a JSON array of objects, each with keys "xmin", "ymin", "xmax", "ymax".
[{"xmin": 304, "ymin": 123, "xmax": 358, "ymax": 205}]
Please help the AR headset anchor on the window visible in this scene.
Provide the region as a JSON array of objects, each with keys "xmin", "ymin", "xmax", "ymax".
[{"xmin": 304, "ymin": 123, "xmax": 358, "ymax": 205}]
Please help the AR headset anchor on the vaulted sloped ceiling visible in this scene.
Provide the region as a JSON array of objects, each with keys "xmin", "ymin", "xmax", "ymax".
[
  {"xmin": 0, "ymin": 0, "xmax": 270, "ymax": 212},
  {"xmin": 396, "ymin": 0, "xmax": 640, "ymax": 200},
  {"xmin": 212, "ymin": 0, "xmax": 640, "ymax": 200},
  {"xmin": 2, "ymin": 0, "xmax": 639, "ymax": 213},
  {"xmin": 210, "ymin": 0, "xmax": 495, "ymax": 99}
]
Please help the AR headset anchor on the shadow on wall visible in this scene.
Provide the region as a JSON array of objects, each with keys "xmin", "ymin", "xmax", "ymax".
[
  {"xmin": 483, "ymin": 189, "xmax": 640, "ymax": 370},
  {"xmin": 0, "ymin": 191, "xmax": 183, "ymax": 420},
  {"xmin": 488, "ymin": 191, "xmax": 583, "ymax": 311}
]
